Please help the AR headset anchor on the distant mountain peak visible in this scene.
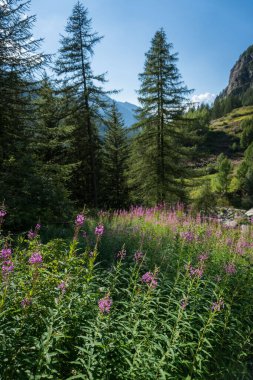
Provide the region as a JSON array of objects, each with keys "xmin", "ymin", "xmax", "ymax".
[{"xmin": 110, "ymin": 98, "xmax": 138, "ymax": 128}]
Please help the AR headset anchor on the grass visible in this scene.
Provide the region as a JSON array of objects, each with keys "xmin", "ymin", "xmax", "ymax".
[
  {"xmin": 188, "ymin": 106, "xmax": 253, "ymax": 199},
  {"xmin": 0, "ymin": 206, "xmax": 252, "ymax": 379},
  {"xmin": 210, "ymin": 106, "xmax": 253, "ymax": 134}
]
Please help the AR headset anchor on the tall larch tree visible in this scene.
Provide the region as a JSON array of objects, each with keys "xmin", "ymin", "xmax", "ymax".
[
  {"xmin": 128, "ymin": 29, "xmax": 192, "ymax": 204},
  {"xmin": 102, "ymin": 102, "xmax": 129, "ymax": 208},
  {"xmin": 55, "ymin": 1, "xmax": 109, "ymax": 207},
  {"xmin": 0, "ymin": 0, "xmax": 48, "ymax": 227}
]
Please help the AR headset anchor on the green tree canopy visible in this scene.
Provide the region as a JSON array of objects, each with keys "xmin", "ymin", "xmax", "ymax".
[
  {"xmin": 215, "ymin": 153, "xmax": 232, "ymax": 195},
  {"xmin": 102, "ymin": 102, "xmax": 129, "ymax": 208},
  {"xmin": 0, "ymin": 0, "xmax": 49, "ymax": 227},
  {"xmin": 240, "ymin": 118, "xmax": 253, "ymax": 149},
  {"xmin": 128, "ymin": 29, "xmax": 192, "ymax": 204},
  {"xmin": 55, "ymin": 1, "xmax": 110, "ymax": 207}
]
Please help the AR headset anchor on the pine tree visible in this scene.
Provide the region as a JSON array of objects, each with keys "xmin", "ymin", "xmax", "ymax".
[
  {"xmin": 184, "ymin": 104, "xmax": 210, "ymax": 155},
  {"xmin": 215, "ymin": 153, "xmax": 232, "ymax": 196},
  {"xmin": 212, "ymin": 98, "xmax": 223, "ymax": 119},
  {"xmin": 29, "ymin": 74, "xmax": 74, "ymax": 222},
  {"xmin": 237, "ymin": 142, "xmax": 253, "ymax": 206},
  {"xmin": 0, "ymin": 0, "xmax": 48, "ymax": 227},
  {"xmin": 240, "ymin": 118, "xmax": 253, "ymax": 149},
  {"xmin": 55, "ymin": 1, "xmax": 109, "ymax": 207},
  {"xmin": 102, "ymin": 102, "xmax": 128, "ymax": 208},
  {"xmin": 128, "ymin": 29, "xmax": 192, "ymax": 204}
]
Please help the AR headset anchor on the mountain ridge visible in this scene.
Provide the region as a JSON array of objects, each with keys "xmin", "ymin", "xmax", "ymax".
[
  {"xmin": 111, "ymin": 98, "xmax": 138, "ymax": 127},
  {"xmin": 222, "ymin": 45, "xmax": 253, "ymax": 98}
]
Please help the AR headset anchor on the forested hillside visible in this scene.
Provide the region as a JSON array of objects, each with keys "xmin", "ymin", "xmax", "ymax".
[{"xmin": 1, "ymin": 0, "xmax": 253, "ymax": 229}]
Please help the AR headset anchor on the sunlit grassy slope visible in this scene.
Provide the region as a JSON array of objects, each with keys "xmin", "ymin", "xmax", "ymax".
[{"xmin": 189, "ymin": 106, "xmax": 253, "ymax": 199}]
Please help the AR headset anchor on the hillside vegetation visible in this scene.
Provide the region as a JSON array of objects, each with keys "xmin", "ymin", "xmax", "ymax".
[
  {"xmin": 1, "ymin": 207, "xmax": 252, "ymax": 379},
  {"xmin": 188, "ymin": 106, "xmax": 253, "ymax": 206}
]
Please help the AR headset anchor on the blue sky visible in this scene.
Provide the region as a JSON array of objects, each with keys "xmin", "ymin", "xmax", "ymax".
[{"xmin": 30, "ymin": 0, "xmax": 253, "ymax": 105}]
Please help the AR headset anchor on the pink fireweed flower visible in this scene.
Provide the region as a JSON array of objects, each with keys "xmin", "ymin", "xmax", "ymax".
[
  {"xmin": 225, "ymin": 238, "xmax": 233, "ymax": 247},
  {"xmin": 2, "ymin": 260, "xmax": 14, "ymax": 274},
  {"xmin": 185, "ymin": 264, "xmax": 203, "ymax": 278},
  {"xmin": 198, "ymin": 253, "xmax": 208, "ymax": 262},
  {"xmin": 29, "ymin": 252, "xmax": 43, "ymax": 265},
  {"xmin": 235, "ymin": 239, "xmax": 250, "ymax": 255},
  {"xmin": 98, "ymin": 295, "xmax": 112, "ymax": 314},
  {"xmin": 134, "ymin": 251, "xmax": 144, "ymax": 263},
  {"xmin": 180, "ymin": 298, "xmax": 188, "ymax": 310},
  {"xmin": 224, "ymin": 262, "xmax": 236, "ymax": 275},
  {"xmin": 211, "ymin": 299, "xmax": 224, "ymax": 312},
  {"xmin": 0, "ymin": 210, "xmax": 7, "ymax": 218},
  {"xmin": 180, "ymin": 231, "xmax": 195, "ymax": 242},
  {"xmin": 97, "ymin": 210, "xmax": 107, "ymax": 218},
  {"xmin": 28, "ymin": 223, "xmax": 41, "ymax": 240},
  {"xmin": 75, "ymin": 214, "xmax": 85, "ymax": 226},
  {"xmin": 57, "ymin": 281, "xmax": 66, "ymax": 294},
  {"xmin": 190, "ymin": 267, "xmax": 204, "ymax": 278},
  {"xmin": 0, "ymin": 248, "xmax": 12, "ymax": 259},
  {"xmin": 117, "ymin": 248, "xmax": 126, "ymax": 260},
  {"xmin": 95, "ymin": 224, "xmax": 104, "ymax": 236},
  {"xmin": 141, "ymin": 271, "xmax": 158, "ymax": 288},
  {"xmin": 216, "ymin": 231, "xmax": 222, "ymax": 238},
  {"xmin": 28, "ymin": 230, "xmax": 36, "ymax": 240},
  {"xmin": 21, "ymin": 297, "xmax": 32, "ymax": 308}
]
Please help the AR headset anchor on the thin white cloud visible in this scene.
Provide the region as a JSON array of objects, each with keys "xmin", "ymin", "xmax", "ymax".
[{"xmin": 191, "ymin": 92, "xmax": 216, "ymax": 105}]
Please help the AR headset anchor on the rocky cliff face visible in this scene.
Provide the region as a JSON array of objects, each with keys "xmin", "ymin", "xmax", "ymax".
[{"xmin": 224, "ymin": 45, "xmax": 253, "ymax": 96}]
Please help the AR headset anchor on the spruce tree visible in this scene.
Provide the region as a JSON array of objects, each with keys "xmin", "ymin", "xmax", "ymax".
[
  {"xmin": 102, "ymin": 102, "xmax": 128, "ymax": 208},
  {"xmin": 237, "ymin": 142, "xmax": 253, "ymax": 206},
  {"xmin": 128, "ymin": 29, "xmax": 192, "ymax": 204},
  {"xmin": 240, "ymin": 118, "xmax": 253, "ymax": 149},
  {"xmin": 55, "ymin": 1, "xmax": 109, "ymax": 207},
  {"xmin": 0, "ymin": 0, "xmax": 48, "ymax": 227},
  {"xmin": 215, "ymin": 153, "xmax": 232, "ymax": 196},
  {"xmin": 30, "ymin": 74, "xmax": 74, "ymax": 222}
]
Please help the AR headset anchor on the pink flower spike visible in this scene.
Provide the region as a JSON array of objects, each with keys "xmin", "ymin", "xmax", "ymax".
[
  {"xmin": 98, "ymin": 295, "xmax": 112, "ymax": 314},
  {"xmin": 58, "ymin": 281, "xmax": 66, "ymax": 294},
  {"xmin": 95, "ymin": 224, "xmax": 104, "ymax": 236},
  {"xmin": 0, "ymin": 248, "xmax": 12, "ymax": 259},
  {"xmin": 29, "ymin": 252, "xmax": 43, "ymax": 265},
  {"xmin": 75, "ymin": 214, "xmax": 85, "ymax": 226},
  {"xmin": 28, "ymin": 230, "xmax": 37, "ymax": 240},
  {"xmin": 211, "ymin": 299, "xmax": 224, "ymax": 312},
  {"xmin": 0, "ymin": 210, "xmax": 7, "ymax": 218},
  {"xmin": 180, "ymin": 299, "xmax": 188, "ymax": 310},
  {"xmin": 141, "ymin": 271, "xmax": 158, "ymax": 288},
  {"xmin": 134, "ymin": 251, "xmax": 144, "ymax": 263},
  {"xmin": 21, "ymin": 298, "xmax": 32, "ymax": 308},
  {"xmin": 198, "ymin": 253, "xmax": 208, "ymax": 262},
  {"xmin": 2, "ymin": 260, "xmax": 14, "ymax": 274},
  {"xmin": 117, "ymin": 248, "xmax": 126, "ymax": 260},
  {"xmin": 224, "ymin": 262, "xmax": 236, "ymax": 275}
]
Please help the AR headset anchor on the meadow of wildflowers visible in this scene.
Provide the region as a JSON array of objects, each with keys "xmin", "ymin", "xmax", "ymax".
[{"xmin": 0, "ymin": 206, "xmax": 252, "ymax": 379}]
